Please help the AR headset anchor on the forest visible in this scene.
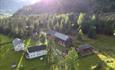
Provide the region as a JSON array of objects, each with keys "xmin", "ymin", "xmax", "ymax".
[{"xmin": 0, "ymin": 13, "xmax": 115, "ymax": 39}]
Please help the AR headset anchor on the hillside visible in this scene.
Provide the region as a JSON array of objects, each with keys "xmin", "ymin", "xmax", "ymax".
[
  {"xmin": 13, "ymin": 0, "xmax": 97, "ymax": 16},
  {"xmin": 1, "ymin": 0, "xmax": 115, "ymax": 70},
  {"xmin": 13, "ymin": 0, "xmax": 115, "ymax": 16}
]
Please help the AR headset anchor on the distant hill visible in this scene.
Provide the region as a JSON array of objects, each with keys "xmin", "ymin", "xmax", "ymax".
[
  {"xmin": 0, "ymin": 0, "xmax": 30, "ymax": 13},
  {"xmin": 13, "ymin": 0, "xmax": 115, "ymax": 16},
  {"xmin": 0, "ymin": 10, "xmax": 12, "ymax": 18},
  {"xmin": 13, "ymin": 0, "xmax": 97, "ymax": 16}
]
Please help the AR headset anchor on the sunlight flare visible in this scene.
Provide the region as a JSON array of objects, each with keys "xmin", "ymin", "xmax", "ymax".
[{"xmin": 20, "ymin": 0, "xmax": 42, "ymax": 4}]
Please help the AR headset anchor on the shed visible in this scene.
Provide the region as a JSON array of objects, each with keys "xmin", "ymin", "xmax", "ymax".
[
  {"xmin": 12, "ymin": 38, "xmax": 24, "ymax": 51},
  {"xmin": 76, "ymin": 44, "xmax": 95, "ymax": 57}
]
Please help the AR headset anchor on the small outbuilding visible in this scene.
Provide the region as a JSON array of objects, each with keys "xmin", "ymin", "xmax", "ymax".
[
  {"xmin": 25, "ymin": 45, "xmax": 47, "ymax": 59},
  {"xmin": 76, "ymin": 44, "xmax": 95, "ymax": 57},
  {"xmin": 12, "ymin": 38, "xmax": 24, "ymax": 51}
]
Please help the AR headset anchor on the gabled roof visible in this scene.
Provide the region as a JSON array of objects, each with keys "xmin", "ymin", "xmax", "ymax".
[
  {"xmin": 12, "ymin": 38, "xmax": 23, "ymax": 47},
  {"xmin": 47, "ymin": 30, "xmax": 69, "ymax": 41},
  {"xmin": 54, "ymin": 32, "xmax": 69, "ymax": 41},
  {"xmin": 28, "ymin": 45, "xmax": 46, "ymax": 53},
  {"xmin": 47, "ymin": 30, "xmax": 55, "ymax": 36},
  {"xmin": 76, "ymin": 44, "xmax": 93, "ymax": 51}
]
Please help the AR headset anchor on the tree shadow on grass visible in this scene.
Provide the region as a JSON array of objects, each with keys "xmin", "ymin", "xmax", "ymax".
[
  {"xmin": 97, "ymin": 51, "xmax": 115, "ymax": 69},
  {"xmin": 0, "ymin": 41, "xmax": 11, "ymax": 46},
  {"xmin": 99, "ymin": 48, "xmax": 115, "ymax": 59},
  {"xmin": 77, "ymin": 53, "xmax": 114, "ymax": 70}
]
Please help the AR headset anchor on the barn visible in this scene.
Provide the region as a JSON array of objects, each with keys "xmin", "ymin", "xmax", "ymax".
[
  {"xmin": 76, "ymin": 44, "xmax": 95, "ymax": 57},
  {"xmin": 47, "ymin": 30, "xmax": 72, "ymax": 47},
  {"xmin": 25, "ymin": 45, "xmax": 47, "ymax": 59}
]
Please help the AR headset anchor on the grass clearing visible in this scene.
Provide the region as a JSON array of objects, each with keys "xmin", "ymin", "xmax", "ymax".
[
  {"xmin": 0, "ymin": 34, "xmax": 50, "ymax": 70},
  {"xmin": 77, "ymin": 35, "xmax": 115, "ymax": 70},
  {"xmin": 0, "ymin": 34, "xmax": 115, "ymax": 70}
]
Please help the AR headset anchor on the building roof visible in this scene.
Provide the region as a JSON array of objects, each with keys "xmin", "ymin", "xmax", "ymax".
[
  {"xmin": 76, "ymin": 44, "xmax": 93, "ymax": 51},
  {"xmin": 47, "ymin": 30, "xmax": 69, "ymax": 41},
  {"xmin": 47, "ymin": 30, "xmax": 55, "ymax": 36},
  {"xmin": 54, "ymin": 32, "xmax": 69, "ymax": 41},
  {"xmin": 28, "ymin": 45, "xmax": 46, "ymax": 53},
  {"xmin": 12, "ymin": 38, "xmax": 23, "ymax": 47}
]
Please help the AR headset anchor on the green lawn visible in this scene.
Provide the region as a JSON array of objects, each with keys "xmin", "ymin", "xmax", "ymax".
[
  {"xmin": 77, "ymin": 35, "xmax": 115, "ymax": 70},
  {"xmin": 0, "ymin": 34, "xmax": 115, "ymax": 70},
  {"xmin": 0, "ymin": 34, "xmax": 50, "ymax": 70}
]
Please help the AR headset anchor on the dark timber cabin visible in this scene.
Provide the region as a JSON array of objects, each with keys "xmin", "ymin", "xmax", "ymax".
[
  {"xmin": 76, "ymin": 44, "xmax": 95, "ymax": 57},
  {"xmin": 47, "ymin": 30, "xmax": 72, "ymax": 47}
]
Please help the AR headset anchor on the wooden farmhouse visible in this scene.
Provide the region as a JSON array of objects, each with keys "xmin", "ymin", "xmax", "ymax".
[
  {"xmin": 25, "ymin": 45, "xmax": 47, "ymax": 59},
  {"xmin": 76, "ymin": 44, "xmax": 95, "ymax": 57},
  {"xmin": 47, "ymin": 30, "xmax": 72, "ymax": 47}
]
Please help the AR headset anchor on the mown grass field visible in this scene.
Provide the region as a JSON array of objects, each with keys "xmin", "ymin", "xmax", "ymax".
[
  {"xmin": 0, "ymin": 34, "xmax": 115, "ymax": 70},
  {"xmin": 77, "ymin": 35, "xmax": 115, "ymax": 70},
  {"xmin": 0, "ymin": 34, "xmax": 50, "ymax": 70}
]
